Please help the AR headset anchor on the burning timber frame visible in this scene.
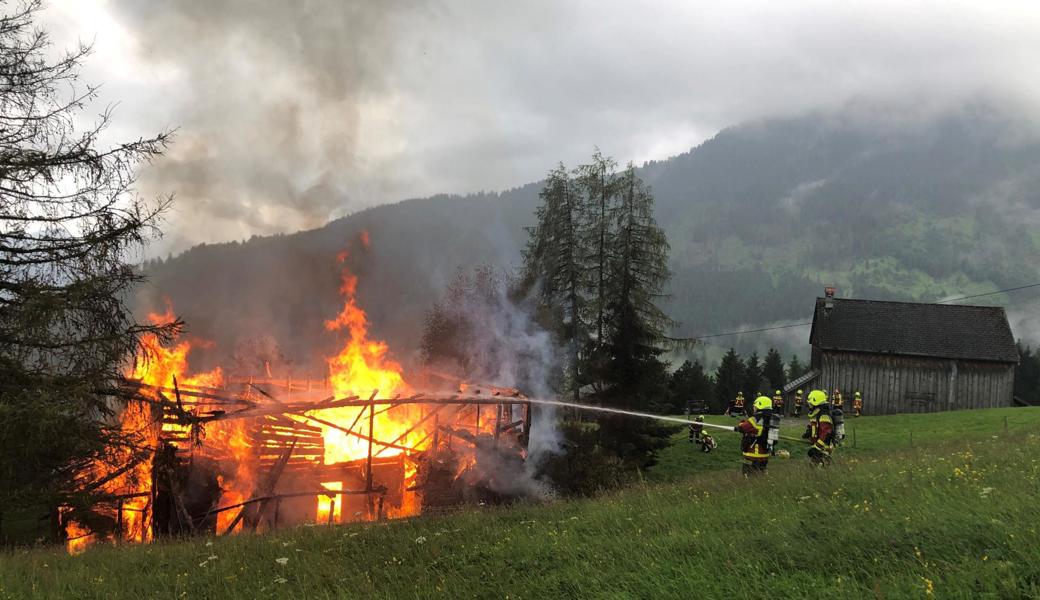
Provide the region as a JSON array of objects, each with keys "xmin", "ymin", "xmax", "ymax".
[{"xmin": 105, "ymin": 379, "xmax": 533, "ymax": 539}]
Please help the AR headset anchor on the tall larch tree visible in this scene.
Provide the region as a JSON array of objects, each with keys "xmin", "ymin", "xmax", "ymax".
[
  {"xmin": 574, "ymin": 150, "xmax": 617, "ymax": 353},
  {"xmin": 522, "ymin": 164, "xmax": 588, "ymax": 402}
]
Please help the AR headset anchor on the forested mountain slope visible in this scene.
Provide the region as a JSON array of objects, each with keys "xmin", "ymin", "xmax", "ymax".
[{"xmin": 141, "ymin": 108, "xmax": 1040, "ymax": 372}]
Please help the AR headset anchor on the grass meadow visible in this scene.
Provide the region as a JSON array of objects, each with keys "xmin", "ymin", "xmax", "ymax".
[{"xmin": 1, "ymin": 407, "xmax": 1038, "ymax": 599}]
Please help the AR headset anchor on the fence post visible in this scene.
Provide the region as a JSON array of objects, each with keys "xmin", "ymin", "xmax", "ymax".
[
  {"xmin": 852, "ymin": 427, "xmax": 857, "ymax": 449},
  {"xmin": 909, "ymin": 431, "xmax": 913, "ymax": 448}
]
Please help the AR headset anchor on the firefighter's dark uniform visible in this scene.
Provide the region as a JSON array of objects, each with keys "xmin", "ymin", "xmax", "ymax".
[
  {"xmin": 804, "ymin": 390, "xmax": 834, "ymax": 466},
  {"xmin": 736, "ymin": 396, "xmax": 772, "ymax": 476}
]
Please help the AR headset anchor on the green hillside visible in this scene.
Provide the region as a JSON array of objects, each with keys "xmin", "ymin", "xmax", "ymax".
[
  {"xmin": 139, "ymin": 108, "xmax": 1040, "ymax": 372},
  {"xmin": 2, "ymin": 408, "xmax": 1038, "ymax": 599}
]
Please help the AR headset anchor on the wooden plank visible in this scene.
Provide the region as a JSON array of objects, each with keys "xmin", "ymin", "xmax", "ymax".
[
  {"xmin": 864, "ymin": 359, "xmax": 873, "ymax": 415},
  {"xmin": 876, "ymin": 359, "xmax": 885, "ymax": 416},
  {"xmin": 871, "ymin": 361, "xmax": 882, "ymax": 416},
  {"xmin": 894, "ymin": 358, "xmax": 903, "ymax": 415}
]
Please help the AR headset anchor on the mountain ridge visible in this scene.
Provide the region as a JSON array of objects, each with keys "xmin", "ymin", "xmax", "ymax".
[{"xmin": 139, "ymin": 107, "xmax": 1040, "ymax": 373}]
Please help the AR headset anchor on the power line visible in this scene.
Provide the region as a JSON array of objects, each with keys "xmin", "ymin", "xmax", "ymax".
[
  {"xmin": 668, "ymin": 281, "xmax": 1040, "ymax": 343},
  {"xmin": 935, "ymin": 282, "xmax": 1040, "ymax": 304},
  {"xmin": 667, "ymin": 321, "xmax": 811, "ymax": 343}
]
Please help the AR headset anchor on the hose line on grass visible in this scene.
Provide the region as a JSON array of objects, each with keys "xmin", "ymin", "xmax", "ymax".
[{"xmin": 526, "ymin": 397, "xmax": 810, "ymax": 444}]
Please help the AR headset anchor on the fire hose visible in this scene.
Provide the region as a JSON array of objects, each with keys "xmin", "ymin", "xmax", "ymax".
[{"xmin": 524, "ymin": 397, "xmax": 814, "ymax": 444}]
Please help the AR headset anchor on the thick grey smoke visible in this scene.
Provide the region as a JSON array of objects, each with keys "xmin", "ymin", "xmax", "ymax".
[
  {"xmin": 422, "ymin": 266, "xmax": 562, "ymax": 496},
  {"xmin": 102, "ymin": 0, "xmax": 429, "ymax": 252}
]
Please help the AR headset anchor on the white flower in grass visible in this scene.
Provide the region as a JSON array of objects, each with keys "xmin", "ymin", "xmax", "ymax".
[
  {"xmin": 275, "ymin": 557, "xmax": 289, "ymax": 566},
  {"xmin": 274, "ymin": 577, "xmax": 288, "ymax": 584},
  {"xmin": 415, "ymin": 536, "xmax": 427, "ymax": 545},
  {"xmin": 980, "ymin": 487, "xmax": 995, "ymax": 497}
]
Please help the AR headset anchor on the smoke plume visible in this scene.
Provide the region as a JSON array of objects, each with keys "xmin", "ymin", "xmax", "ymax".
[{"xmin": 109, "ymin": 0, "xmax": 428, "ymax": 252}]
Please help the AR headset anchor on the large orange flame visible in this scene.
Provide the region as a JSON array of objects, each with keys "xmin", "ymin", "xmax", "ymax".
[
  {"xmin": 65, "ymin": 307, "xmax": 233, "ymax": 551},
  {"xmin": 65, "ymin": 235, "xmax": 509, "ymax": 549},
  {"xmin": 315, "ymin": 245, "xmax": 427, "ymax": 521}
]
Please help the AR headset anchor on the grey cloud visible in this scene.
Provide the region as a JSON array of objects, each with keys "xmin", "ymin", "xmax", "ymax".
[{"xmin": 48, "ymin": 0, "xmax": 1040, "ymax": 253}]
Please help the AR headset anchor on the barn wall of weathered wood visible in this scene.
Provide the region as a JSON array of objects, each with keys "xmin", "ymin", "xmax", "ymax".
[{"xmin": 818, "ymin": 351, "xmax": 1014, "ymax": 415}]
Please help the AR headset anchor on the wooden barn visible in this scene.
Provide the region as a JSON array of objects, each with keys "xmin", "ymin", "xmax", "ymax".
[{"xmin": 796, "ymin": 292, "xmax": 1019, "ymax": 415}]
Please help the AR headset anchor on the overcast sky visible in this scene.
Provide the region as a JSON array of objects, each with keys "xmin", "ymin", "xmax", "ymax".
[{"xmin": 40, "ymin": 0, "xmax": 1040, "ymax": 255}]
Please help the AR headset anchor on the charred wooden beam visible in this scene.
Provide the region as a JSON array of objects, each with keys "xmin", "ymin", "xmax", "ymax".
[{"xmin": 373, "ymin": 404, "xmax": 446, "ymax": 458}]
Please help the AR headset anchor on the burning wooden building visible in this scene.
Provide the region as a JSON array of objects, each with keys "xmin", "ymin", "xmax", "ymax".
[
  {"xmin": 60, "ymin": 236, "xmax": 537, "ymax": 552},
  {"xmin": 64, "ymin": 378, "xmax": 533, "ymax": 551}
]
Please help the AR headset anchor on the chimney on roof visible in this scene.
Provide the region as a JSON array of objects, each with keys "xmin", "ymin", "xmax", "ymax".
[{"xmin": 824, "ymin": 287, "xmax": 836, "ymax": 311}]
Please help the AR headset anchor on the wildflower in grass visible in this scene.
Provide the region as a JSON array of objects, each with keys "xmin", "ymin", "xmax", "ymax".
[
  {"xmin": 415, "ymin": 536, "xmax": 427, "ymax": 545},
  {"xmin": 922, "ymin": 577, "xmax": 934, "ymax": 596},
  {"xmin": 980, "ymin": 487, "xmax": 994, "ymax": 497},
  {"xmin": 275, "ymin": 557, "xmax": 289, "ymax": 566}
]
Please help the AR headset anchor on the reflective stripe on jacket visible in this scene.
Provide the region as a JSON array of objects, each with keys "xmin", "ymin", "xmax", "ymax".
[
  {"xmin": 808, "ymin": 409, "xmax": 834, "ymax": 453},
  {"xmin": 737, "ymin": 417, "xmax": 769, "ymax": 462}
]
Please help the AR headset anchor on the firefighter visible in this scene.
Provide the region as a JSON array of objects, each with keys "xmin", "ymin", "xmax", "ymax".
[
  {"xmin": 689, "ymin": 416, "xmax": 703, "ymax": 443},
  {"xmin": 853, "ymin": 391, "xmax": 863, "ymax": 417},
  {"xmin": 728, "ymin": 391, "xmax": 745, "ymax": 417},
  {"xmin": 803, "ymin": 390, "xmax": 834, "ymax": 465},
  {"xmin": 793, "ymin": 389, "xmax": 804, "ymax": 417},
  {"xmin": 735, "ymin": 395, "xmax": 772, "ymax": 476},
  {"xmin": 772, "ymin": 389, "xmax": 784, "ymax": 416},
  {"xmin": 699, "ymin": 430, "xmax": 717, "ymax": 453},
  {"xmin": 832, "ymin": 388, "xmax": 844, "ymax": 409}
]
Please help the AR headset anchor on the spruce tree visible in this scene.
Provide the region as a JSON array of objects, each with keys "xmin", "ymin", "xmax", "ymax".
[
  {"xmin": 763, "ymin": 348, "xmax": 786, "ymax": 392},
  {"xmin": 714, "ymin": 348, "xmax": 744, "ymax": 414},
  {"xmin": 595, "ymin": 163, "xmax": 675, "ymax": 467},
  {"xmin": 788, "ymin": 354, "xmax": 807, "ymax": 381},
  {"xmin": 1014, "ymin": 342, "xmax": 1040, "ymax": 405},
  {"xmin": 668, "ymin": 360, "xmax": 712, "ymax": 413},
  {"xmin": 0, "ymin": 2, "xmax": 175, "ymax": 531},
  {"xmin": 744, "ymin": 352, "xmax": 764, "ymax": 399}
]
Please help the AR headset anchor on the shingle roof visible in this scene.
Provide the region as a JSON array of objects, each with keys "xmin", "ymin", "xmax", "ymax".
[{"xmin": 810, "ymin": 298, "xmax": 1019, "ymax": 363}]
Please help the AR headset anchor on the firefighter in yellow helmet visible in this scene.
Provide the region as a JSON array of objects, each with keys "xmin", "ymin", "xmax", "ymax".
[
  {"xmin": 803, "ymin": 390, "xmax": 834, "ymax": 465},
  {"xmin": 727, "ymin": 391, "xmax": 745, "ymax": 417},
  {"xmin": 772, "ymin": 389, "xmax": 784, "ymax": 416},
  {"xmin": 793, "ymin": 389, "xmax": 804, "ymax": 417},
  {"xmin": 735, "ymin": 395, "xmax": 773, "ymax": 476},
  {"xmin": 853, "ymin": 391, "xmax": 863, "ymax": 417}
]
